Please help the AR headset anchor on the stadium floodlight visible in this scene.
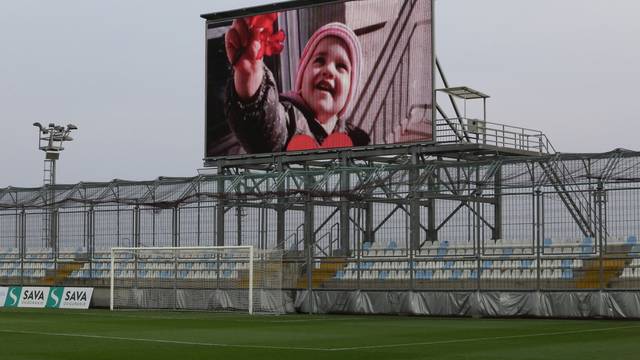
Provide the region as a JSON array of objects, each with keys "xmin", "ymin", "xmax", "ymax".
[
  {"xmin": 33, "ymin": 121, "xmax": 78, "ymax": 250},
  {"xmin": 33, "ymin": 121, "xmax": 78, "ymax": 185},
  {"xmin": 109, "ymin": 246, "xmax": 285, "ymax": 315}
]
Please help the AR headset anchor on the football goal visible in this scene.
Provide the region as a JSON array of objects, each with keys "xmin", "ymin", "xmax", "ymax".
[{"xmin": 110, "ymin": 246, "xmax": 285, "ymax": 314}]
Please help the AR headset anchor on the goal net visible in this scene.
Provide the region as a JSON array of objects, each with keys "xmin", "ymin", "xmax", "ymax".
[{"xmin": 110, "ymin": 246, "xmax": 284, "ymax": 314}]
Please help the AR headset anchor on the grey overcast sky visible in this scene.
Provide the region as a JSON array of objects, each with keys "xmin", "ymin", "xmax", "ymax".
[{"xmin": 1, "ymin": 0, "xmax": 639, "ymax": 188}]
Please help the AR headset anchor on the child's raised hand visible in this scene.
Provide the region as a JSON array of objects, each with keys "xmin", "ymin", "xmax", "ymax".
[
  {"xmin": 225, "ymin": 18, "xmax": 264, "ymax": 99},
  {"xmin": 225, "ymin": 14, "xmax": 285, "ymax": 100},
  {"xmin": 225, "ymin": 19, "xmax": 263, "ymax": 74}
]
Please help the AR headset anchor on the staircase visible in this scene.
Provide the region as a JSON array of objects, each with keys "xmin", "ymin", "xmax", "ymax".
[
  {"xmin": 575, "ymin": 258, "xmax": 629, "ymax": 289},
  {"xmin": 297, "ymin": 257, "xmax": 347, "ymax": 288},
  {"xmin": 539, "ymin": 160, "xmax": 595, "ymax": 239}
]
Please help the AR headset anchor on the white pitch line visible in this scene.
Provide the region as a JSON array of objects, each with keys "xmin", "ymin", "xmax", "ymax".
[
  {"xmin": 0, "ymin": 329, "xmax": 330, "ymax": 352},
  {"xmin": 327, "ymin": 324, "xmax": 640, "ymax": 351},
  {"xmin": 2, "ymin": 324, "xmax": 639, "ymax": 353},
  {"xmin": 241, "ymin": 317, "xmax": 368, "ymax": 323},
  {"xmin": 1, "ymin": 309, "xmax": 375, "ymax": 323}
]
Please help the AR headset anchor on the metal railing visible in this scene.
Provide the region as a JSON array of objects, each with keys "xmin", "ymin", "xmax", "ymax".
[{"xmin": 436, "ymin": 118, "xmax": 556, "ymax": 154}]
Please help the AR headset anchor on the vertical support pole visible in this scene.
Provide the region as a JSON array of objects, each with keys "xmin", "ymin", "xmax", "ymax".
[
  {"xmin": 249, "ymin": 246, "xmax": 254, "ymax": 315},
  {"xmin": 339, "ymin": 153, "xmax": 350, "ymax": 255},
  {"xmin": 408, "ymin": 148, "xmax": 420, "ymax": 291},
  {"xmin": 236, "ymin": 207, "xmax": 242, "ymax": 246},
  {"xmin": 260, "ymin": 207, "xmax": 267, "ymax": 250},
  {"xmin": 116, "ymin": 199, "xmax": 121, "ymax": 247},
  {"xmin": 365, "ymin": 202, "xmax": 374, "ymax": 244},
  {"xmin": 173, "ymin": 249, "xmax": 178, "ymax": 311},
  {"xmin": 535, "ymin": 190, "xmax": 542, "ymax": 292},
  {"xmin": 596, "ymin": 183, "xmax": 605, "ymax": 291},
  {"xmin": 110, "ymin": 247, "xmax": 115, "ymax": 311},
  {"xmin": 474, "ymin": 165, "xmax": 482, "ymax": 292},
  {"xmin": 88, "ymin": 205, "xmax": 95, "ymax": 261},
  {"xmin": 47, "ymin": 160, "xmax": 56, "ymax": 251},
  {"xmin": 172, "ymin": 207, "xmax": 179, "ymax": 247},
  {"xmin": 427, "ymin": 167, "xmax": 437, "ymax": 243},
  {"xmin": 216, "ymin": 164, "xmax": 226, "ymax": 247},
  {"xmin": 52, "ymin": 207, "xmax": 59, "ymax": 261},
  {"xmin": 276, "ymin": 160, "xmax": 285, "ymax": 250},
  {"xmin": 133, "ymin": 205, "xmax": 140, "ymax": 248},
  {"xmin": 409, "ymin": 149, "xmax": 420, "ymax": 251},
  {"xmin": 356, "ymin": 206, "xmax": 362, "ymax": 291},
  {"xmin": 20, "ymin": 207, "xmax": 26, "ymax": 268},
  {"xmin": 236, "ymin": 171, "xmax": 243, "ymax": 247},
  {"xmin": 304, "ymin": 169, "xmax": 315, "ymax": 314},
  {"xmin": 494, "ymin": 165, "xmax": 503, "ymax": 240},
  {"xmin": 196, "ymin": 181, "xmax": 201, "ymax": 246},
  {"xmin": 475, "ymin": 192, "xmax": 482, "ymax": 292}
]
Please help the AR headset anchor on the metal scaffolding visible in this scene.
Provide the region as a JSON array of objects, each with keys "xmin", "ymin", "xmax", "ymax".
[{"xmin": 1, "ymin": 147, "xmax": 640, "ymax": 292}]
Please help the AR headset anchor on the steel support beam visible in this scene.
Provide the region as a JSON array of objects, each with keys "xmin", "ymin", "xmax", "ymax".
[
  {"xmin": 340, "ymin": 154, "xmax": 350, "ymax": 255},
  {"xmin": 409, "ymin": 150, "xmax": 420, "ymax": 250},
  {"xmin": 494, "ymin": 165, "xmax": 502, "ymax": 240},
  {"xmin": 216, "ymin": 165, "xmax": 225, "ymax": 247}
]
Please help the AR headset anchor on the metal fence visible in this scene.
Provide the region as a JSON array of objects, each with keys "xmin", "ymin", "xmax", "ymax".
[{"xmin": 1, "ymin": 149, "xmax": 640, "ymax": 291}]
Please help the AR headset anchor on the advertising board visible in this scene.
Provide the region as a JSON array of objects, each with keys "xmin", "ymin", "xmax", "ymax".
[
  {"xmin": 0, "ymin": 287, "xmax": 93, "ymax": 309},
  {"xmin": 204, "ymin": 0, "xmax": 434, "ymax": 157}
]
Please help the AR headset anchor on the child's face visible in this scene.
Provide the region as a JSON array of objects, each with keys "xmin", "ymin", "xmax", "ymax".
[{"xmin": 300, "ymin": 37, "xmax": 352, "ymax": 124}]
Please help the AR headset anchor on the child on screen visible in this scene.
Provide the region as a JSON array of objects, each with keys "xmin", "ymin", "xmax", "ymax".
[{"xmin": 224, "ymin": 15, "xmax": 370, "ymax": 153}]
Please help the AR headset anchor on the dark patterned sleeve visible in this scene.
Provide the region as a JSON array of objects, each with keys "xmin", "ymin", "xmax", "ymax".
[{"xmin": 225, "ymin": 66, "xmax": 290, "ymax": 154}]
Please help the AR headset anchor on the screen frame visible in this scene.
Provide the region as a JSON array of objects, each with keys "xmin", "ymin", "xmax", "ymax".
[{"xmin": 203, "ymin": 0, "xmax": 436, "ymax": 160}]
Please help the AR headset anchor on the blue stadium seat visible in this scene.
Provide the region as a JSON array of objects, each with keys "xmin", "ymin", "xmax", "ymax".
[
  {"xmin": 452, "ymin": 269, "xmax": 462, "ymax": 280},
  {"xmin": 415, "ymin": 270, "xmax": 433, "ymax": 280},
  {"xmin": 362, "ymin": 262, "xmax": 374, "ymax": 269},
  {"xmin": 469, "ymin": 269, "xmax": 479, "ymax": 279},
  {"xmin": 520, "ymin": 259, "xmax": 533, "ymax": 268}
]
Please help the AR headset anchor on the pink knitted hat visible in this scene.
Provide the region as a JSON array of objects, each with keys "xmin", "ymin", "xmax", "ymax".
[{"xmin": 294, "ymin": 22, "xmax": 362, "ymax": 118}]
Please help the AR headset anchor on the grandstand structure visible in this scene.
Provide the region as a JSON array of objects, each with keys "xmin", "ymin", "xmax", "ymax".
[
  {"xmin": 2, "ymin": 0, "xmax": 639, "ymax": 317},
  {"xmin": 2, "ymin": 144, "xmax": 640, "ymax": 316}
]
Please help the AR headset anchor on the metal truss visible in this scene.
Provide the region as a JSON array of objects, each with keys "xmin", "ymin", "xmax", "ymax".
[{"xmin": 1, "ymin": 148, "xmax": 639, "ymax": 257}]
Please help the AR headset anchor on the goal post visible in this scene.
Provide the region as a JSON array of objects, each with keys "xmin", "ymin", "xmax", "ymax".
[{"xmin": 109, "ymin": 246, "xmax": 284, "ymax": 314}]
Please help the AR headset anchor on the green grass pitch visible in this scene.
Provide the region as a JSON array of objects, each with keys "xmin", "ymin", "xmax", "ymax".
[{"xmin": 0, "ymin": 309, "xmax": 638, "ymax": 359}]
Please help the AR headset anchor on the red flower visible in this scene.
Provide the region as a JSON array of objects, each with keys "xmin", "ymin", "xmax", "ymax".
[{"xmin": 245, "ymin": 13, "xmax": 286, "ymax": 60}]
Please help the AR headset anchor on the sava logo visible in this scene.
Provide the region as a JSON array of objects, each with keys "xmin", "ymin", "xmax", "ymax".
[
  {"xmin": 60, "ymin": 287, "xmax": 93, "ymax": 309},
  {"xmin": 23, "ymin": 289, "xmax": 46, "ymax": 301},
  {"xmin": 65, "ymin": 290, "xmax": 88, "ymax": 302},
  {"xmin": 46, "ymin": 287, "xmax": 64, "ymax": 308},
  {"xmin": 19, "ymin": 287, "xmax": 49, "ymax": 308},
  {"xmin": 5, "ymin": 287, "xmax": 22, "ymax": 307}
]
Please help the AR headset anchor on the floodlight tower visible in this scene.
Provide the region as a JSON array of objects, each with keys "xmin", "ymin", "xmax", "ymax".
[
  {"xmin": 32, "ymin": 122, "xmax": 77, "ymax": 250},
  {"xmin": 33, "ymin": 122, "xmax": 78, "ymax": 186}
]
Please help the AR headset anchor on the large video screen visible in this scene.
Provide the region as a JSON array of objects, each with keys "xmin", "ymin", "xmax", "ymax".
[{"xmin": 205, "ymin": 0, "xmax": 433, "ymax": 157}]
